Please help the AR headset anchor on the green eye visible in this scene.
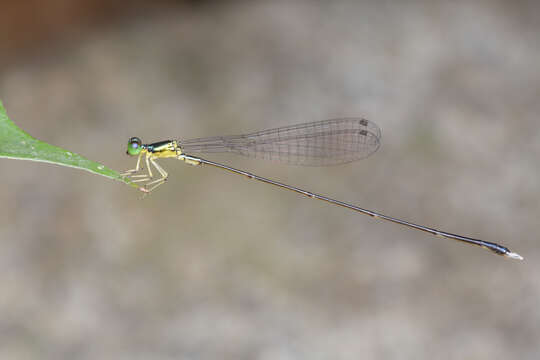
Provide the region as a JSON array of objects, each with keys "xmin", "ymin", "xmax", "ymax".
[{"xmin": 127, "ymin": 137, "xmax": 142, "ymax": 156}]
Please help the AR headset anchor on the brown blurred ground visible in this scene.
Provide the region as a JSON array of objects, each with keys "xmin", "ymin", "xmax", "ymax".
[
  {"xmin": 1, "ymin": 1, "xmax": 539, "ymax": 359},
  {"xmin": 0, "ymin": 0, "xmax": 197, "ymax": 68}
]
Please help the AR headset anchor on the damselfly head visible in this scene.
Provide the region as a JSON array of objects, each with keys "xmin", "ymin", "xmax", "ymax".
[{"xmin": 126, "ymin": 137, "xmax": 143, "ymax": 156}]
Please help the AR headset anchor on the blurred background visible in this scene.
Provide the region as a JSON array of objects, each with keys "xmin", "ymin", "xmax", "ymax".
[{"xmin": 0, "ymin": 1, "xmax": 539, "ymax": 359}]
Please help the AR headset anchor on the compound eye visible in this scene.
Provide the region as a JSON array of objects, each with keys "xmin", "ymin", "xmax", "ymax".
[{"xmin": 127, "ymin": 137, "xmax": 143, "ymax": 156}]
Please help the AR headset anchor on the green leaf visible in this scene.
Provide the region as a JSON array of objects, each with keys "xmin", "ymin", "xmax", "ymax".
[{"xmin": 0, "ymin": 100, "xmax": 141, "ymax": 191}]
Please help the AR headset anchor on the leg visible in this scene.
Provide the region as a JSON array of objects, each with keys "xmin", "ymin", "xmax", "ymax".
[
  {"xmin": 121, "ymin": 152, "xmax": 144, "ymax": 176},
  {"xmin": 143, "ymin": 157, "xmax": 169, "ymax": 192},
  {"xmin": 145, "ymin": 152, "xmax": 154, "ymax": 178}
]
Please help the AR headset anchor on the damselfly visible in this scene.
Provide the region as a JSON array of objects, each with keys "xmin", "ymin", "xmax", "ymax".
[{"xmin": 122, "ymin": 118, "xmax": 522, "ymax": 260}]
